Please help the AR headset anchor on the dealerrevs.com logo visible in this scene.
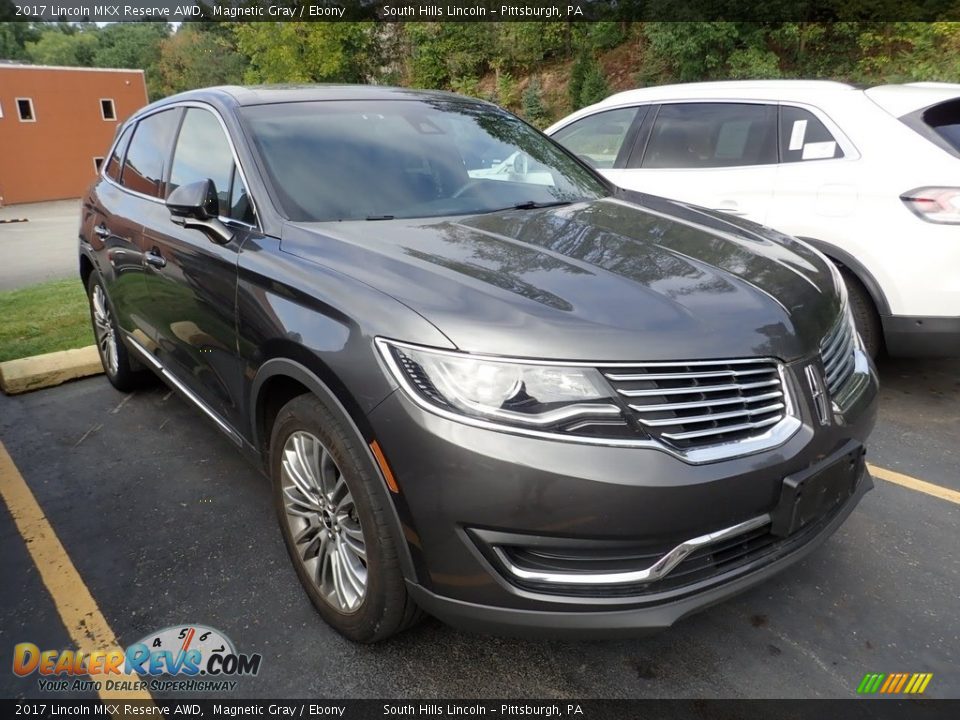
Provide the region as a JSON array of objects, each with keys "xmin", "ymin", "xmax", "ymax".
[{"xmin": 13, "ymin": 625, "xmax": 262, "ymax": 693}]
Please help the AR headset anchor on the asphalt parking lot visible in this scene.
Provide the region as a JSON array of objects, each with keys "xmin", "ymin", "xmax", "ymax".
[
  {"xmin": 0, "ymin": 200, "xmax": 81, "ymax": 291},
  {"xmin": 0, "ymin": 355, "xmax": 957, "ymax": 701}
]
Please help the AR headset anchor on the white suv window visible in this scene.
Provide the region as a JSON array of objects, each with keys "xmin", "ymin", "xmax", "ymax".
[
  {"xmin": 552, "ymin": 107, "xmax": 640, "ymax": 169},
  {"xmin": 641, "ymin": 103, "xmax": 777, "ymax": 169},
  {"xmin": 779, "ymin": 106, "xmax": 844, "ymax": 162}
]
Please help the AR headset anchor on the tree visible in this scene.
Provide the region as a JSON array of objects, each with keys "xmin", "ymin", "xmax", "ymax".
[
  {"xmin": 156, "ymin": 25, "xmax": 246, "ymax": 97},
  {"xmin": 494, "ymin": 22, "xmax": 566, "ymax": 73},
  {"xmin": 579, "ymin": 61, "xmax": 610, "ymax": 107},
  {"xmin": 94, "ymin": 22, "xmax": 170, "ymax": 99},
  {"xmin": 522, "ymin": 76, "xmax": 549, "ymax": 126},
  {"xmin": 0, "ymin": 21, "xmax": 42, "ymax": 61},
  {"xmin": 404, "ymin": 23, "xmax": 492, "ymax": 89},
  {"xmin": 235, "ymin": 22, "xmax": 378, "ymax": 84},
  {"xmin": 568, "ymin": 51, "xmax": 590, "ymax": 111},
  {"xmin": 25, "ymin": 28, "xmax": 99, "ymax": 67}
]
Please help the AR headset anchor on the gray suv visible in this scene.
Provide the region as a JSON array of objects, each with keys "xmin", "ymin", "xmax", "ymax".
[{"xmin": 79, "ymin": 85, "xmax": 878, "ymax": 642}]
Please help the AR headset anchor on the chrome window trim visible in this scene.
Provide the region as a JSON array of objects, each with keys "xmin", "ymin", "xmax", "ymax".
[
  {"xmin": 100, "ymin": 100, "xmax": 261, "ymax": 230},
  {"xmin": 375, "ymin": 337, "xmax": 802, "ymax": 465},
  {"xmin": 494, "ymin": 513, "xmax": 771, "ymax": 587}
]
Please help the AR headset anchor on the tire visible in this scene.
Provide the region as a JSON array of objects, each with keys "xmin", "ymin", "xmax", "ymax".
[
  {"xmin": 840, "ymin": 268, "xmax": 882, "ymax": 359},
  {"xmin": 270, "ymin": 394, "xmax": 422, "ymax": 643},
  {"xmin": 86, "ymin": 273, "xmax": 151, "ymax": 392}
]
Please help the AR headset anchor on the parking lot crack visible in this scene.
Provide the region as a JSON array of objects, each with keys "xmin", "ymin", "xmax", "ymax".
[{"xmin": 73, "ymin": 423, "xmax": 102, "ymax": 447}]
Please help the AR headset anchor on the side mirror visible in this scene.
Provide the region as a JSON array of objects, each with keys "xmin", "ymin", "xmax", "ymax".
[{"xmin": 166, "ymin": 179, "xmax": 233, "ymax": 245}]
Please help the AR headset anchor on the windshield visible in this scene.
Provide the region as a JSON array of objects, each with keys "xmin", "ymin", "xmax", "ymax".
[{"xmin": 241, "ymin": 98, "xmax": 609, "ymax": 222}]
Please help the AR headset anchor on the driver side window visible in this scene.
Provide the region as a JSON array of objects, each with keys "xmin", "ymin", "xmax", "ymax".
[{"xmin": 169, "ymin": 108, "xmax": 254, "ymax": 224}]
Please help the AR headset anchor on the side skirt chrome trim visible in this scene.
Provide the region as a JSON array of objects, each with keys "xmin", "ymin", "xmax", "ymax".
[
  {"xmin": 493, "ymin": 514, "xmax": 771, "ymax": 587},
  {"xmin": 125, "ymin": 335, "xmax": 243, "ymax": 447}
]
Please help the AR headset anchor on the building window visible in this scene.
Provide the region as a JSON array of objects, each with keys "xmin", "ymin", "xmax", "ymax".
[
  {"xmin": 16, "ymin": 98, "xmax": 35, "ymax": 122},
  {"xmin": 93, "ymin": 157, "xmax": 105, "ymax": 173},
  {"xmin": 100, "ymin": 99, "xmax": 116, "ymax": 121},
  {"xmin": 0, "ymin": 100, "xmax": 4, "ymax": 119}
]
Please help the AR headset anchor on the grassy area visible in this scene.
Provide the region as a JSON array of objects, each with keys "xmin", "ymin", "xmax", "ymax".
[{"xmin": 0, "ymin": 278, "xmax": 93, "ymax": 362}]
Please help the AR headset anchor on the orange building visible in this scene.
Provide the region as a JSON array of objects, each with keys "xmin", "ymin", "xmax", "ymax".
[{"xmin": 0, "ymin": 63, "xmax": 149, "ymax": 205}]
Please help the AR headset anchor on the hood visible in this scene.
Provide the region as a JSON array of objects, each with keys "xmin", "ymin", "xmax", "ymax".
[{"xmin": 280, "ymin": 194, "xmax": 842, "ymax": 362}]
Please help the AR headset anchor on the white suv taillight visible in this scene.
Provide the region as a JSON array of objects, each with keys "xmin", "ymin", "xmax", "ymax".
[{"xmin": 900, "ymin": 187, "xmax": 960, "ymax": 224}]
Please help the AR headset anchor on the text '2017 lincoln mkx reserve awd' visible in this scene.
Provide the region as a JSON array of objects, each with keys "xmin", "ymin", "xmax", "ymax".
[{"xmin": 79, "ymin": 85, "xmax": 878, "ymax": 642}]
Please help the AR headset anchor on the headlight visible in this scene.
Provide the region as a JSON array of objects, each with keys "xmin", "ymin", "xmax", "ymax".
[{"xmin": 376, "ymin": 339, "xmax": 623, "ymax": 430}]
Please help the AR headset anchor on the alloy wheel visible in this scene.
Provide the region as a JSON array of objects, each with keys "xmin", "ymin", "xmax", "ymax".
[
  {"xmin": 280, "ymin": 431, "xmax": 368, "ymax": 613},
  {"xmin": 91, "ymin": 284, "xmax": 119, "ymax": 377}
]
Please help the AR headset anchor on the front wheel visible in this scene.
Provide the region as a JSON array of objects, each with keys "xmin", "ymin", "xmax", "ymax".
[
  {"xmin": 270, "ymin": 394, "xmax": 421, "ymax": 642},
  {"xmin": 840, "ymin": 269, "xmax": 882, "ymax": 359}
]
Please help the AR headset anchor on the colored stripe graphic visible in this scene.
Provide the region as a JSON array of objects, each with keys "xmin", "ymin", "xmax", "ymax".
[
  {"xmin": 857, "ymin": 673, "xmax": 885, "ymax": 694},
  {"xmin": 857, "ymin": 672, "xmax": 932, "ymax": 694}
]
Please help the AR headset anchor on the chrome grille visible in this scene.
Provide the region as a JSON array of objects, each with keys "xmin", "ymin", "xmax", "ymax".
[
  {"xmin": 601, "ymin": 359, "xmax": 787, "ymax": 449},
  {"xmin": 820, "ymin": 308, "xmax": 857, "ymax": 397}
]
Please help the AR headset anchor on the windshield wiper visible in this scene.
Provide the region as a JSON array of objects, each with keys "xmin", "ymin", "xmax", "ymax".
[
  {"xmin": 365, "ymin": 215, "xmax": 396, "ymax": 221},
  {"xmin": 484, "ymin": 200, "xmax": 574, "ymax": 214},
  {"xmin": 511, "ymin": 200, "xmax": 573, "ymax": 210}
]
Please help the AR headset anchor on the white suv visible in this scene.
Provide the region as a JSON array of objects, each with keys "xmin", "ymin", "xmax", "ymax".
[{"xmin": 546, "ymin": 80, "xmax": 960, "ymax": 357}]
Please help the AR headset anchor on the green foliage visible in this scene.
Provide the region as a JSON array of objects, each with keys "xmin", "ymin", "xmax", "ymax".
[
  {"xmin": 405, "ymin": 23, "xmax": 491, "ymax": 89},
  {"xmin": 93, "ymin": 22, "xmax": 170, "ymax": 99},
  {"xmin": 26, "ymin": 29, "xmax": 99, "ymax": 66},
  {"xmin": 235, "ymin": 22, "xmax": 378, "ymax": 84},
  {"xmin": 521, "ymin": 76, "xmax": 549, "ymax": 127},
  {"xmin": 494, "ymin": 22, "xmax": 567, "ymax": 73},
  {"xmin": 727, "ymin": 46, "xmax": 782, "ymax": 79},
  {"xmin": 0, "ymin": 22, "xmax": 40, "ymax": 61},
  {"xmin": 449, "ymin": 76, "xmax": 481, "ymax": 99},
  {"xmin": 587, "ymin": 22, "xmax": 627, "ymax": 51},
  {"xmin": 642, "ymin": 22, "xmax": 744, "ymax": 83},
  {"xmin": 1, "ymin": 19, "xmax": 958, "ymax": 114},
  {"xmin": 156, "ymin": 25, "xmax": 246, "ymax": 97},
  {"xmin": 568, "ymin": 52, "xmax": 590, "ymax": 111},
  {"xmin": 854, "ymin": 22, "xmax": 960, "ymax": 83},
  {"xmin": 579, "ymin": 62, "xmax": 611, "ymax": 107},
  {"xmin": 496, "ymin": 71, "xmax": 520, "ymax": 111},
  {"xmin": 568, "ymin": 51, "xmax": 610, "ymax": 110}
]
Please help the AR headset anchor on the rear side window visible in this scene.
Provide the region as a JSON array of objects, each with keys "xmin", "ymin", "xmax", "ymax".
[
  {"xmin": 642, "ymin": 103, "xmax": 777, "ymax": 169},
  {"xmin": 922, "ymin": 99, "xmax": 960, "ymax": 154},
  {"xmin": 169, "ymin": 108, "xmax": 235, "ymax": 215},
  {"xmin": 552, "ymin": 107, "xmax": 640, "ymax": 169},
  {"xmin": 105, "ymin": 125, "xmax": 133, "ymax": 182},
  {"xmin": 780, "ymin": 106, "xmax": 844, "ymax": 162},
  {"xmin": 121, "ymin": 109, "xmax": 179, "ymax": 198}
]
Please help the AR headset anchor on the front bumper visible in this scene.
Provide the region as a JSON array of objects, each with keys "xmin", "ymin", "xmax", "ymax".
[
  {"xmin": 367, "ymin": 352, "xmax": 878, "ymax": 637},
  {"xmin": 406, "ymin": 468, "xmax": 871, "ymax": 639}
]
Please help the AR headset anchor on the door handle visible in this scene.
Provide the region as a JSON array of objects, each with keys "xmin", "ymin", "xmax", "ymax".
[
  {"xmin": 144, "ymin": 250, "xmax": 167, "ymax": 269},
  {"xmin": 93, "ymin": 224, "xmax": 110, "ymax": 238}
]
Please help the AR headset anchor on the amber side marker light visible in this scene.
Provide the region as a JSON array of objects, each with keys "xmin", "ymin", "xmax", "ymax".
[{"xmin": 370, "ymin": 440, "xmax": 400, "ymax": 493}]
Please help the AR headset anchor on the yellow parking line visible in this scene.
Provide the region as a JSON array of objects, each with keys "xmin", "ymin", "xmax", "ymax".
[
  {"xmin": 0, "ymin": 440, "xmax": 154, "ymax": 706},
  {"xmin": 868, "ymin": 463, "xmax": 960, "ymax": 506}
]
